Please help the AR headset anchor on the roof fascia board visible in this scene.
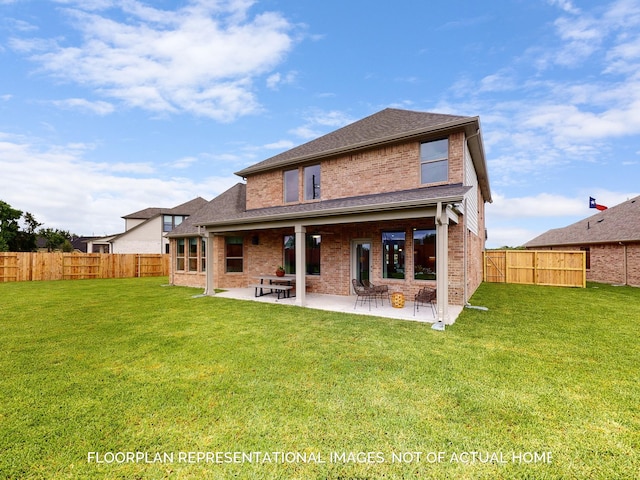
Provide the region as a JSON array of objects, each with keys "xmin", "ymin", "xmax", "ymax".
[
  {"xmin": 201, "ymin": 195, "xmax": 465, "ymax": 232},
  {"xmin": 235, "ymin": 118, "xmax": 478, "ymax": 177},
  {"xmin": 205, "ymin": 206, "xmax": 441, "ymax": 233}
]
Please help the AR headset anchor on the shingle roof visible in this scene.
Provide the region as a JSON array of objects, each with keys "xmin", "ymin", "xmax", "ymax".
[
  {"xmin": 166, "ymin": 184, "xmax": 246, "ymax": 237},
  {"xmin": 524, "ymin": 195, "xmax": 640, "ymax": 247},
  {"xmin": 123, "ymin": 197, "xmax": 208, "ymax": 219},
  {"xmin": 235, "ymin": 108, "xmax": 476, "ymax": 177},
  {"xmin": 184, "ymin": 183, "xmax": 470, "ymax": 230}
]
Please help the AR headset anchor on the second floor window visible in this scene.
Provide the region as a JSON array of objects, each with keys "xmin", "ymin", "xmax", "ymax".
[
  {"xmin": 304, "ymin": 165, "xmax": 321, "ymax": 200},
  {"xmin": 420, "ymin": 138, "xmax": 448, "ymax": 184},
  {"xmin": 163, "ymin": 215, "xmax": 185, "ymax": 232},
  {"xmin": 284, "ymin": 169, "xmax": 299, "ymax": 203}
]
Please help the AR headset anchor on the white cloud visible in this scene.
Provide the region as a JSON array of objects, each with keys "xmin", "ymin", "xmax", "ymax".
[
  {"xmin": 488, "ymin": 192, "xmax": 586, "ymax": 219},
  {"xmin": 263, "ymin": 140, "xmax": 295, "ymax": 150},
  {"xmin": 50, "ymin": 98, "xmax": 115, "ymax": 115},
  {"xmin": 12, "ymin": 0, "xmax": 295, "ymax": 121},
  {"xmin": 266, "ymin": 70, "xmax": 297, "ymax": 90},
  {"xmin": 0, "ymin": 133, "xmax": 237, "ymax": 235}
]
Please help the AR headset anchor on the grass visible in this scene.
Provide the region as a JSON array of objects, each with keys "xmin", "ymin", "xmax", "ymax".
[{"xmin": 0, "ymin": 278, "xmax": 638, "ymax": 479}]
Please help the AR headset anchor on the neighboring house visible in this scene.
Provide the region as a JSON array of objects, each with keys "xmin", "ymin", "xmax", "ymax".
[
  {"xmin": 88, "ymin": 197, "xmax": 208, "ymax": 254},
  {"xmin": 168, "ymin": 108, "xmax": 492, "ymax": 324},
  {"xmin": 524, "ymin": 195, "xmax": 640, "ymax": 286}
]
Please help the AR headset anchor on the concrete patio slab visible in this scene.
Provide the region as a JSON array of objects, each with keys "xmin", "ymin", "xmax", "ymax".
[{"xmin": 211, "ymin": 288, "xmax": 463, "ymax": 324}]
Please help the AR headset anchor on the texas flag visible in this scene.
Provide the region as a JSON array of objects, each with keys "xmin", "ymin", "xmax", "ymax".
[{"xmin": 589, "ymin": 197, "xmax": 608, "ymax": 211}]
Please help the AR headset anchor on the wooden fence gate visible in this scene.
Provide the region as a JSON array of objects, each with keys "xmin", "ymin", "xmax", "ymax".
[{"xmin": 484, "ymin": 250, "xmax": 586, "ymax": 287}]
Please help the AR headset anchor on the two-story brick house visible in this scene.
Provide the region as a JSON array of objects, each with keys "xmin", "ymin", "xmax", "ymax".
[{"xmin": 168, "ymin": 108, "xmax": 491, "ymax": 324}]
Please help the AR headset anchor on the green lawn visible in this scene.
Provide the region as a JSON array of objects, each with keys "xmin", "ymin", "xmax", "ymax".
[{"xmin": 0, "ymin": 278, "xmax": 637, "ymax": 479}]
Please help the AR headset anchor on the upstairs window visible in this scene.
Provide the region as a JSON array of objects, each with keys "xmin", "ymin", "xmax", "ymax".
[
  {"xmin": 420, "ymin": 138, "xmax": 448, "ymax": 184},
  {"xmin": 163, "ymin": 215, "xmax": 185, "ymax": 232},
  {"xmin": 304, "ymin": 165, "xmax": 321, "ymax": 200},
  {"xmin": 284, "ymin": 169, "xmax": 299, "ymax": 203}
]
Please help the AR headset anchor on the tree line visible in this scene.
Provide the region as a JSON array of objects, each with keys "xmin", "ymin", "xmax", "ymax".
[{"xmin": 0, "ymin": 200, "xmax": 76, "ymax": 252}]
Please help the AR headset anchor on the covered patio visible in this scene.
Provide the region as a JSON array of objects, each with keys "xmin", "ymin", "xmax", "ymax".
[{"xmin": 212, "ymin": 287, "xmax": 463, "ymax": 324}]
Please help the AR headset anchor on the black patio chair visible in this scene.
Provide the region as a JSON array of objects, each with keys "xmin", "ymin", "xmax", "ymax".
[
  {"xmin": 414, "ymin": 286, "xmax": 436, "ymax": 317},
  {"xmin": 361, "ymin": 279, "xmax": 390, "ymax": 305},
  {"xmin": 352, "ymin": 278, "xmax": 377, "ymax": 310}
]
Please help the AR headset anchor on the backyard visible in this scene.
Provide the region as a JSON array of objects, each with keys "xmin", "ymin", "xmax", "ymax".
[{"xmin": 0, "ymin": 278, "xmax": 637, "ymax": 479}]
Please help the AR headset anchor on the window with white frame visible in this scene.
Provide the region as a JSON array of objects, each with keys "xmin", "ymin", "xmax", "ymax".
[{"xmin": 420, "ymin": 138, "xmax": 448, "ymax": 184}]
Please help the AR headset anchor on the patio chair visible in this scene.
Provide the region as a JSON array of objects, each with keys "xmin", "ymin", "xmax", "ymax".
[
  {"xmin": 361, "ymin": 279, "xmax": 390, "ymax": 305},
  {"xmin": 352, "ymin": 278, "xmax": 377, "ymax": 310},
  {"xmin": 414, "ymin": 287, "xmax": 436, "ymax": 317}
]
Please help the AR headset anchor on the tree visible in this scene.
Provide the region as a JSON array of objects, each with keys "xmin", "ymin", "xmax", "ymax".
[
  {"xmin": 0, "ymin": 200, "xmax": 23, "ymax": 252},
  {"xmin": 13, "ymin": 212, "xmax": 43, "ymax": 252},
  {"xmin": 38, "ymin": 228, "xmax": 73, "ymax": 252}
]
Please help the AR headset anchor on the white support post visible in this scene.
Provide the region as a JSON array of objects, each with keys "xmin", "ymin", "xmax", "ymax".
[
  {"xmin": 436, "ymin": 202, "xmax": 450, "ymax": 324},
  {"xmin": 204, "ymin": 232, "xmax": 215, "ymax": 296},
  {"xmin": 295, "ymin": 224, "xmax": 306, "ymax": 307}
]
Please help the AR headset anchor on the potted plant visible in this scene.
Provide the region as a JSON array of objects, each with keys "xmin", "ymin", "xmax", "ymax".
[{"xmin": 275, "ymin": 266, "xmax": 285, "ymax": 277}]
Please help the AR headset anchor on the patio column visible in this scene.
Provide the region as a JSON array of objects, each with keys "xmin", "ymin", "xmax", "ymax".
[
  {"xmin": 295, "ymin": 224, "xmax": 306, "ymax": 307},
  {"xmin": 436, "ymin": 202, "xmax": 450, "ymax": 324},
  {"xmin": 204, "ymin": 232, "xmax": 215, "ymax": 296}
]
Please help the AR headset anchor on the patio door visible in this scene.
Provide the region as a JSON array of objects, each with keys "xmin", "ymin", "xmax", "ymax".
[{"xmin": 352, "ymin": 240, "xmax": 372, "ymax": 292}]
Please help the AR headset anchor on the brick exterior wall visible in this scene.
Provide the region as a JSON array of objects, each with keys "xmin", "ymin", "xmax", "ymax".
[
  {"xmin": 245, "ymin": 132, "xmax": 466, "ymax": 210},
  {"xmin": 170, "ymin": 129, "xmax": 489, "ymax": 305}
]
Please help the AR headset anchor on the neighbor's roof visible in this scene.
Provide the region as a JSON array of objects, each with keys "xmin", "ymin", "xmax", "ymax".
[
  {"xmin": 235, "ymin": 108, "xmax": 491, "ymax": 202},
  {"xmin": 166, "ymin": 185, "xmax": 246, "ymax": 237},
  {"xmin": 123, "ymin": 197, "xmax": 208, "ymax": 219},
  {"xmin": 524, "ymin": 195, "xmax": 640, "ymax": 247},
  {"xmin": 183, "ymin": 182, "xmax": 470, "ymax": 231}
]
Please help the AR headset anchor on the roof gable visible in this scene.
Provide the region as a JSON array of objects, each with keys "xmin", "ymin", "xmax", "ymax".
[
  {"xmin": 123, "ymin": 197, "xmax": 208, "ymax": 219},
  {"xmin": 525, "ymin": 195, "xmax": 640, "ymax": 247},
  {"xmin": 235, "ymin": 108, "xmax": 475, "ymax": 177},
  {"xmin": 167, "ymin": 184, "xmax": 246, "ymax": 237}
]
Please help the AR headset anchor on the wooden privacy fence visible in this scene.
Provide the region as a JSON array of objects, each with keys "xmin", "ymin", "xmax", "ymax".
[
  {"xmin": 484, "ymin": 250, "xmax": 586, "ymax": 288},
  {"xmin": 0, "ymin": 253, "xmax": 169, "ymax": 282}
]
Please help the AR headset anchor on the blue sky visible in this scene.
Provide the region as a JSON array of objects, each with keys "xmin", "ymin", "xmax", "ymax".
[{"xmin": 1, "ymin": 0, "xmax": 638, "ymax": 247}]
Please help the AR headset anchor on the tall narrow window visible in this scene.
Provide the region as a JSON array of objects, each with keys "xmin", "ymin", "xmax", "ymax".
[
  {"xmin": 304, "ymin": 165, "xmax": 321, "ymax": 200},
  {"xmin": 188, "ymin": 237, "xmax": 198, "ymax": 271},
  {"xmin": 306, "ymin": 235, "xmax": 321, "ymax": 275},
  {"xmin": 225, "ymin": 236, "xmax": 243, "ymax": 273},
  {"xmin": 176, "ymin": 239, "xmax": 185, "ymax": 271},
  {"xmin": 284, "ymin": 169, "xmax": 299, "ymax": 203},
  {"xmin": 283, "ymin": 235, "xmax": 296, "ymax": 274},
  {"xmin": 201, "ymin": 239, "xmax": 206, "ymax": 272},
  {"xmin": 413, "ymin": 227, "xmax": 436, "ymax": 280},
  {"xmin": 382, "ymin": 231, "xmax": 405, "ymax": 279},
  {"xmin": 420, "ymin": 138, "xmax": 448, "ymax": 184}
]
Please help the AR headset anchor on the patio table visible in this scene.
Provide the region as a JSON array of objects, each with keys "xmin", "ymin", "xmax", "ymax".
[{"xmin": 250, "ymin": 275, "xmax": 296, "ymax": 299}]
